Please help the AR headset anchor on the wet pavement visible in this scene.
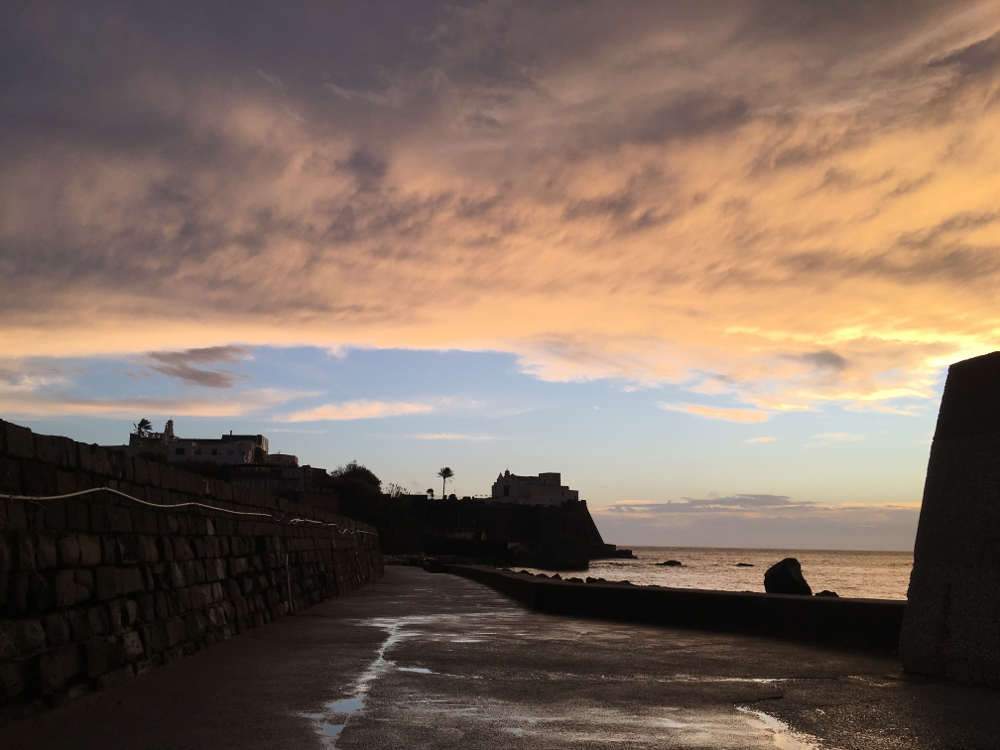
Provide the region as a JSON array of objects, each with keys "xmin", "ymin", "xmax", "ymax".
[{"xmin": 2, "ymin": 566, "xmax": 999, "ymax": 749}]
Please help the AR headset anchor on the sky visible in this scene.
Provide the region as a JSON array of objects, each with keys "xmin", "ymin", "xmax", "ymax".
[{"xmin": 3, "ymin": 1, "xmax": 1000, "ymax": 550}]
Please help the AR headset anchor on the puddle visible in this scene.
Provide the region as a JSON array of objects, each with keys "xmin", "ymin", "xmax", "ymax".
[{"xmin": 737, "ymin": 707, "xmax": 827, "ymax": 750}]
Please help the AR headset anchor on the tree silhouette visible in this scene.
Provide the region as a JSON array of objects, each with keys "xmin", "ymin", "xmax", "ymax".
[
  {"xmin": 133, "ymin": 418, "xmax": 153, "ymax": 438},
  {"xmin": 437, "ymin": 466, "xmax": 454, "ymax": 499}
]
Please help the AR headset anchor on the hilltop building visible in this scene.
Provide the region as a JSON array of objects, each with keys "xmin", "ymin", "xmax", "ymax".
[
  {"xmin": 104, "ymin": 420, "xmax": 308, "ymax": 493},
  {"xmin": 490, "ymin": 470, "xmax": 579, "ymax": 507}
]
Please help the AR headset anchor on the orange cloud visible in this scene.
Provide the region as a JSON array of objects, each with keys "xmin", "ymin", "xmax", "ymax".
[
  {"xmin": 284, "ymin": 400, "xmax": 434, "ymax": 422},
  {"xmin": 3, "ymin": 4, "xmax": 1000, "ymax": 414},
  {"xmin": 659, "ymin": 402, "xmax": 772, "ymax": 424}
]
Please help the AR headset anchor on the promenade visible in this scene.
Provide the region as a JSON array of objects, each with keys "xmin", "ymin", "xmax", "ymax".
[{"xmin": 1, "ymin": 566, "xmax": 998, "ymax": 749}]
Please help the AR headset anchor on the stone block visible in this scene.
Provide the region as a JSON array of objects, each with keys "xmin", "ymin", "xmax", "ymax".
[
  {"xmin": 17, "ymin": 620, "xmax": 46, "ymax": 654},
  {"xmin": 66, "ymin": 608, "xmax": 92, "ymax": 641},
  {"xmin": 88, "ymin": 606, "xmax": 109, "ymax": 637},
  {"xmin": 35, "ymin": 534, "xmax": 58, "ymax": 569},
  {"xmin": 137, "ymin": 593, "xmax": 155, "ymax": 623},
  {"xmin": 108, "ymin": 599, "xmax": 139, "ymax": 633},
  {"xmin": 84, "ymin": 638, "xmax": 108, "ymax": 677},
  {"xmin": 117, "ymin": 567, "xmax": 145, "ymax": 595},
  {"xmin": 15, "ymin": 533, "xmax": 35, "ymax": 571},
  {"xmin": 27, "ymin": 571, "xmax": 53, "ymax": 611},
  {"xmin": 163, "ymin": 618, "xmax": 187, "ymax": 647},
  {"xmin": 21, "ymin": 461, "xmax": 57, "ymax": 496},
  {"xmin": 169, "ymin": 562, "xmax": 186, "ymax": 588},
  {"xmin": 205, "ymin": 558, "xmax": 225, "ymax": 582},
  {"xmin": 33, "ymin": 434, "xmax": 61, "ymax": 466},
  {"xmin": 0, "ymin": 661, "xmax": 27, "ymax": 699},
  {"xmin": 120, "ymin": 630, "xmax": 145, "ymax": 662},
  {"xmin": 36, "ymin": 645, "xmax": 81, "ymax": 693},
  {"xmin": 77, "ymin": 534, "xmax": 101, "ymax": 566},
  {"xmin": 0, "ymin": 621, "xmax": 17, "ymax": 660},
  {"xmin": 0, "ymin": 456, "xmax": 21, "ymax": 495},
  {"xmin": 43, "ymin": 613, "xmax": 72, "ymax": 647},
  {"xmin": 4, "ymin": 422, "xmax": 34, "ymax": 459},
  {"xmin": 64, "ymin": 500, "xmax": 88, "ymax": 531},
  {"xmin": 171, "ymin": 537, "xmax": 195, "ymax": 562},
  {"xmin": 43, "ymin": 497, "xmax": 68, "ymax": 531},
  {"xmin": 95, "ymin": 567, "xmax": 117, "ymax": 600},
  {"xmin": 0, "ymin": 533, "xmax": 12, "ymax": 571},
  {"xmin": 57, "ymin": 534, "xmax": 81, "ymax": 566}
]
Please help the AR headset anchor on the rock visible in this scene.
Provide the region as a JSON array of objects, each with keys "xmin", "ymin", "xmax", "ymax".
[
  {"xmin": 656, "ymin": 560, "xmax": 683, "ymax": 567},
  {"xmin": 763, "ymin": 558, "xmax": 812, "ymax": 596},
  {"xmin": 816, "ymin": 590, "xmax": 839, "ymax": 597},
  {"xmin": 736, "ymin": 563, "xmax": 754, "ymax": 567}
]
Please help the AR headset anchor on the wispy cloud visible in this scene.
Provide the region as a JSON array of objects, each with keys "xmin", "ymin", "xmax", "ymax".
[
  {"xmin": 393, "ymin": 433, "xmax": 497, "ymax": 442},
  {"xmin": 746, "ymin": 436, "xmax": 775, "ymax": 443},
  {"xmin": 283, "ymin": 399, "xmax": 434, "ymax": 422},
  {"xmin": 3, "ymin": 3, "xmax": 1000, "ymax": 414},
  {"xmin": 809, "ymin": 432, "xmax": 865, "ymax": 447},
  {"xmin": 144, "ymin": 346, "xmax": 254, "ymax": 388},
  {"xmin": 659, "ymin": 402, "xmax": 772, "ymax": 424},
  {"xmin": 0, "ymin": 388, "xmax": 313, "ymax": 419}
]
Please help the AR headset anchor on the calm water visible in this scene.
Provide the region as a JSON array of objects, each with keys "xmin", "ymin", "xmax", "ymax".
[{"xmin": 523, "ymin": 547, "xmax": 913, "ymax": 600}]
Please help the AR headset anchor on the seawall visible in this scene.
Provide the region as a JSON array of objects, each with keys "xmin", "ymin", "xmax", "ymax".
[
  {"xmin": 447, "ymin": 565, "xmax": 905, "ymax": 654},
  {"xmin": 0, "ymin": 418, "xmax": 382, "ymax": 723}
]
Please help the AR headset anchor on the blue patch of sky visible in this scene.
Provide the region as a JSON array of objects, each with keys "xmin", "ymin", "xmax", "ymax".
[{"xmin": 10, "ymin": 346, "xmax": 941, "ymax": 513}]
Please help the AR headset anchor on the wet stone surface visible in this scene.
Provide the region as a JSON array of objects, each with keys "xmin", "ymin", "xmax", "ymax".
[{"xmin": 2, "ymin": 567, "xmax": 1000, "ymax": 749}]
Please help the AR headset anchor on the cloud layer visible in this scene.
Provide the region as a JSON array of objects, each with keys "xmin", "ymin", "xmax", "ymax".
[{"xmin": 3, "ymin": 2, "xmax": 1000, "ymax": 414}]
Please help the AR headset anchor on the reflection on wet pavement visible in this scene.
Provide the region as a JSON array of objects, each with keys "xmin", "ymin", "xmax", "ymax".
[{"xmin": 306, "ymin": 605, "xmax": 836, "ymax": 749}]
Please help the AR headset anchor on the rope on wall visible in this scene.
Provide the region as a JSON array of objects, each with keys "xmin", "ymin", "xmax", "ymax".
[{"xmin": 0, "ymin": 486, "xmax": 376, "ymax": 537}]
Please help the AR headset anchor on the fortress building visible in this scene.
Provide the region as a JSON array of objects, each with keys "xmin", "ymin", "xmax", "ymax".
[{"xmin": 490, "ymin": 470, "xmax": 579, "ymax": 506}]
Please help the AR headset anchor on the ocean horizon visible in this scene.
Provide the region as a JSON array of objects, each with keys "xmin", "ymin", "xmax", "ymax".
[{"xmin": 521, "ymin": 546, "xmax": 913, "ymax": 601}]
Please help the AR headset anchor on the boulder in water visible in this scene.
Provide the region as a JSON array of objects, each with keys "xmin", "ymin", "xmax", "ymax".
[
  {"xmin": 816, "ymin": 590, "xmax": 839, "ymax": 597},
  {"xmin": 657, "ymin": 559, "xmax": 683, "ymax": 567},
  {"xmin": 736, "ymin": 562, "xmax": 754, "ymax": 567},
  {"xmin": 763, "ymin": 557, "xmax": 812, "ymax": 595}
]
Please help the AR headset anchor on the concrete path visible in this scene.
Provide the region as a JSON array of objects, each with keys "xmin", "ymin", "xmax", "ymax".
[{"xmin": 1, "ymin": 566, "xmax": 999, "ymax": 749}]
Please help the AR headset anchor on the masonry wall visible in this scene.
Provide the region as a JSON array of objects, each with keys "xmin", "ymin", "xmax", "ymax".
[
  {"xmin": 900, "ymin": 352, "xmax": 1000, "ymax": 685},
  {"xmin": 0, "ymin": 418, "xmax": 382, "ymax": 723}
]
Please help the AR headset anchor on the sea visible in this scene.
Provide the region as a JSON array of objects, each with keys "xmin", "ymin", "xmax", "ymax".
[{"xmin": 521, "ymin": 546, "xmax": 913, "ymax": 600}]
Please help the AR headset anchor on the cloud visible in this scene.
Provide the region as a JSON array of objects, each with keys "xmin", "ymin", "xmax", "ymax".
[
  {"xmin": 659, "ymin": 402, "xmax": 772, "ymax": 424},
  {"xmin": 394, "ymin": 433, "xmax": 497, "ymax": 442},
  {"xmin": 3, "ymin": 2, "xmax": 1000, "ymax": 415},
  {"xmin": 592, "ymin": 500, "xmax": 922, "ymax": 550},
  {"xmin": 809, "ymin": 432, "xmax": 865, "ymax": 446},
  {"xmin": 283, "ymin": 399, "xmax": 434, "ymax": 422},
  {"xmin": 0, "ymin": 388, "xmax": 311, "ymax": 419},
  {"xmin": 608, "ymin": 494, "xmax": 807, "ymax": 514},
  {"xmin": 145, "ymin": 346, "xmax": 254, "ymax": 388},
  {"xmin": 746, "ymin": 436, "xmax": 774, "ymax": 443}
]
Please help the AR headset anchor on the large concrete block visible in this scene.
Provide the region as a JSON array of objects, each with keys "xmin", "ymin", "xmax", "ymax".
[{"xmin": 901, "ymin": 352, "xmax": 1000, "ymax": 685}]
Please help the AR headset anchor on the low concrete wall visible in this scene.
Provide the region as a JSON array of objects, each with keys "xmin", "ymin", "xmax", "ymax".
[
  {"xmin": 0, "ymin": 418, "xmax": 382, "ymax": 723},
  {"xmin": 448, "ymin": 566, "xmax": 905, "ymax": 654}
]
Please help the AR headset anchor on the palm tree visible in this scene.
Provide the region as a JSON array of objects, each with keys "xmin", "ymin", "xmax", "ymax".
[
  {"xmin": 133, "ymin": 418, "xmax": 153, "ymax": 438},
  {"xmin": 437, "ymin": 467, "xmax": 454, "ymax": 499}
]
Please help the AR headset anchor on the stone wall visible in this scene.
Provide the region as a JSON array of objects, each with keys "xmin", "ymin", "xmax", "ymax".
[
  {"xmin": 900, "ymin": 352, "xmax": 1000, "ymax": 685},
  {"xmin": 0, "ymin": 418, "xmax": 382, "ymax": 723},
  {"xmin": 449, "ymin": 566, "xmax": 906, "ymax": 654}
]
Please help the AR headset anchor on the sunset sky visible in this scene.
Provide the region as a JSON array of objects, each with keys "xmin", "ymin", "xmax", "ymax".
[{"xmin": 4, "ymin": 2, "xmax": 1000, "ymax": 549}]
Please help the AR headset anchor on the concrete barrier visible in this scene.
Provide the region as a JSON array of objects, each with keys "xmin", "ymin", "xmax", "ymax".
[
  {"xmin": 901, "ymin": 352, "xmax": 1000, "ymax": 685},
  {"xmin": 448, "ymin": 565, "xmax": 905, "ymax": 654}
]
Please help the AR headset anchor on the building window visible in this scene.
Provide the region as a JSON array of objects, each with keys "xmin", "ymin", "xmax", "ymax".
[
  {"xmin": 503, "ymin": 485, "xmax": 509, "ymax": 497},
  {"xmin": 227, "ymin": 449, "xmax": 234, "ymax": 456},
  {"xmin": 211, "ymin": 449, "xmax": 218, "ymax": 456},
  {"xmin": 175, "ymin": 448, "xmax": 185, "ymax": 456},
  {"xmin": 194, "ymin": 449, "xmax": 202, "ymax": 456}
]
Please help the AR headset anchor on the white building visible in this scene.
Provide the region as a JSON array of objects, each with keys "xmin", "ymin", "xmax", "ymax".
[
  {"xmin": 111, "ymin": 420, "xmax": 296, "ymax": 467},
  {"xmin": 490, "ymin": 470, "xmax": 580, "ymax": 506}
]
